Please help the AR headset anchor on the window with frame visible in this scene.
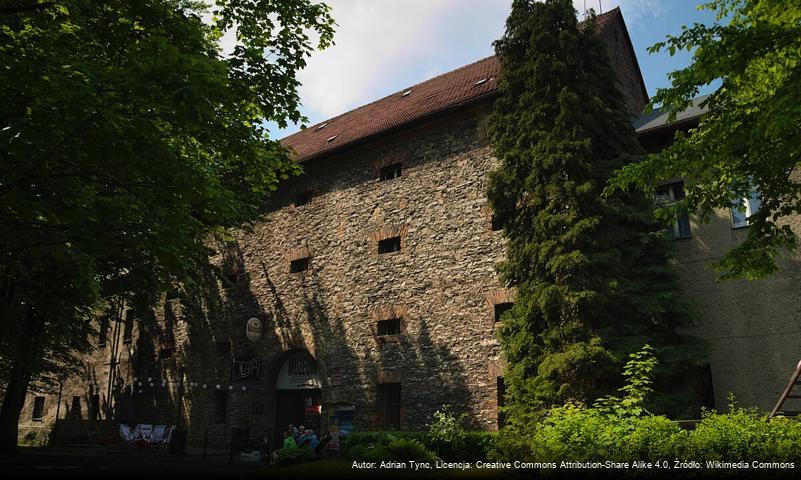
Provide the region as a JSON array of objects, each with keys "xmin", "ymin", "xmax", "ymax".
[
  {"xmin": 295, "ymin": 191, "xmax": 313, "ymax": 206},
  {"xmin": 379, "ymin": 163, "xmax": 402, "ymax": 181},
  {"xmin": 730, "ymin": 190, "xmax": 762, "ymax": 229},
  {"xmin": 378, "ymin": 237, "xmax": 401, "ymax": 254},
  {"xmin": 214, "ymin": 390, "xmax": 228, "ymax": 424},
  {"xmin": 378, "ymin": 383, "xmax": 401, "ymax": 430},
  {"xmin": 377, "ymin": 318, "xmax": 402, "ymax": 337},
  {"xmin": 32, "ymin": 396, "xmax": 45, "ymax": 421},
  {"xmin": 494, "ymin": 302, "xmax": 514, "ymax": 322},
  {"xmin": 655, "ymin": 182, "xmax": 691, "ymax": 239},
  {"xmin": 290, "ymin": 257, "xmax": 310, "ymax": 273},
  {"xmin": 98, "ymin": 316, "xmax": 109, "ymax": 347}
]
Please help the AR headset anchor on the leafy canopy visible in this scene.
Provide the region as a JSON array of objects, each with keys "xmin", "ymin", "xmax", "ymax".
[
  {"xmin": 608, "ymin": 0, "xmax": 801, "ymax": 280},
  {"xmin": 0, "ymin": 0, "xmax": 333, "ymax": 386}
]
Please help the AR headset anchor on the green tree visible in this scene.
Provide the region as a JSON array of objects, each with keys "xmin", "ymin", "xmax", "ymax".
[
  {"xmin": 0, "ymin": 0, "xmax": 333, "ymax": 450},
  {"xmin": 608, "ymin": 0, "xmax": 801, "ymax": 280},
  {"xmin": 488, "ymin": 0, "xmax": 700, "ymax": 428}
]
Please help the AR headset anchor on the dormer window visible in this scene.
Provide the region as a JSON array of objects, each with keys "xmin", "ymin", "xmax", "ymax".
[{"xmin": 380, "ymin": 163, "xmax": 402, "ymax": 181}]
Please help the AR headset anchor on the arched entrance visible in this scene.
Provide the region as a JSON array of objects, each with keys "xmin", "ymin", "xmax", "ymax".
[{"xmin": 272, "ymin": 350, "xmax": 322, "ymax": 446}]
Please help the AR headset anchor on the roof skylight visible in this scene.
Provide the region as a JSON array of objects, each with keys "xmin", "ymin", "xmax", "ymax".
[
  {"xmin": 401, "ymin": 90, "xmax": 412, "ymax": 97},
  {"xmin": 326, "ymin": 135, "xmax": 338, "ymax": 142},
  {"xmin": 474, "ymin": 78, "xmax": 488, "ymax": 86},
  {"xmin": 316, "ymin": 122, "xmax": 329, "ymax": 131}
]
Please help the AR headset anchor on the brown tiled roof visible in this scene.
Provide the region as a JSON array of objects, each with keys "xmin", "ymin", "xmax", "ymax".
[{"xmin": 281, "ymin": 8, "xmax": 622, "ymax": 162}]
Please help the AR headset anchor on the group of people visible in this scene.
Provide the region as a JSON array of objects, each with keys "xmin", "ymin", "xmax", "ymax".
[{"xmin": 283, "ymin": 423, "xmax": 319, "ymax": 449}]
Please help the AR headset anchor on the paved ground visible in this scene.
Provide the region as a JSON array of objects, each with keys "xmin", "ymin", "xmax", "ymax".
[{"xmin": 0, "ymin": 445, "xmax": 268, "ymax": 479}]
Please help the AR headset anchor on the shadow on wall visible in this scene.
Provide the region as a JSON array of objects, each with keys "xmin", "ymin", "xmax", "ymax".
[{"xmin": 171, "ymin": 236, "xmax": 472, "ymax": 449}]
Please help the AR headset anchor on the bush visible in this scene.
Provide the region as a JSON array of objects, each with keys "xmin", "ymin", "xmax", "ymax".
[
  {"xmin": 274, "ymin": 445, "xmax": 316, "ymax": 466},
  {"xmin": 344, "ymin": 432, "xmax": 436, "ymax": 462},
  {"xmin": 493, "ymin": 346, "xmax": 801, "ymax": 465}
]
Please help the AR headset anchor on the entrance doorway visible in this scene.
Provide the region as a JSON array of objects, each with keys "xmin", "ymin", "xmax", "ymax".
[{"xmin": 272, "ymin": 350, "xmax": 323, "ymax": 447}]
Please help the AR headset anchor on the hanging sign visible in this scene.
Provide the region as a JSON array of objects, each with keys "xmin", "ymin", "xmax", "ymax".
[
  {"xmin": 245, "ymin": 317, "xmax": 263, "ymax": 342},
  {"xmin": 275, "ymin": 351, "xmax": 322, "ymax": 390}
]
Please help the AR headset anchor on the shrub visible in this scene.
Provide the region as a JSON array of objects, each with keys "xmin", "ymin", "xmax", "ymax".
[
  {"xmin": 344, "ymin": 432, "xmax": 436, "ymax": 462},
  {"xmin": 274, "ymin": 445, "xmax": 316, "ymax": 466}
]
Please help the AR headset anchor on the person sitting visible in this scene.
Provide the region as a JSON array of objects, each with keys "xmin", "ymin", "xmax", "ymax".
[
  {"xmin": 270, "ymin": 429, "xmax": 297, "ymax": 464},
  {"xmin": 295, "ymin": 425, "xmax": 305, "ymax": 443},
  {"xmin": 298, "ymin": 429, "xmax": 319, "ymax": 450}
]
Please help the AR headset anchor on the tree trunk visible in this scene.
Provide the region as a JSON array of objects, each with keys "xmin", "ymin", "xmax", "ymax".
[
  {"xmin": 0, "ymin": 311, "xmax": 42, "ymax": 453},
  {"xmin": 0, "ymin": 360, "xmax": 33, "ymax": 452}
]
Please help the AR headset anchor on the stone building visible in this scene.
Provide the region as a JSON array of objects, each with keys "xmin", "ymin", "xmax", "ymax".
[{"xmin": 15, "ymin": 7, "xmax": 801, "ymax": 449}]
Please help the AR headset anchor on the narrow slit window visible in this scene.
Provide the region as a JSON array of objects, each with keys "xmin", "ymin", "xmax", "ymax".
[
  {"xmin": 497, "ymin": 377, "xmax": 506, "ymax": 428},
  {"xmin": 379, "ymin": 163, "xmax": 402, "ymax": 181},
  {"xmin": 494, "ymin": 302, "xmax": 513, "ymax": 322},
  {"xmin": 378, "ymin": 237, "xmax": 401, "ymax": 254},
  {"xmin": 90, "ymin": 394, "xmax": 100, "ymax": 420},
  {"xmin": 290, "ymin": 257, "xmax": 310, "ymax": 273},
  {"xmin": 377, "ymin": 318, "xmax": 402, "ymax": 336},
  {"xmin": 32, "ymin": 396, "xmax": 45, "ymax": 421},
  {"xmin": 70, "ymin": 396, "xmax": 81, "ymax": 419},
  {"xmin": 295, "ymin": 191, "xmax": 313, "ymax": 206}
]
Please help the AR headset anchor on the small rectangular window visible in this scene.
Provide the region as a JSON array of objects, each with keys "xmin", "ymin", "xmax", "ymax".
[
  {"xmin": 123, "ymin": 310, "xmax": 134, "ymax": 344},
  {"xmin": 494, "ymin": 302, "xmax": 513, "ymax": 322},
  {"xmin": 377, "ymin": 318, "xmax": 402, "ymax": 336},
  {"xmin": 656, "ymin": 182, "xmax": 691, "ymax": 239},
  {"xmin": 214, "ymin": 390, "xmax": 228, "ymax": 424},
  {"xmin": 731, "ymin": 190, "xmax": 762, "ymax": 229},
  {"xmin": 378, "ymin": 237, "xmax": 401, "ymax": 254},
  {"xmin": 32, "ymin": 396, "xmax": 45, "ymax": 421},
  {"xmin": 295, "ymin": 191, "xmax": 313, "ymax": 206},
  {"xmin": 378, "ymin": 383, "xmax": 401, "ymax": 430},
  {"xmin": 98, "ymin": 316, "xmax": 109, "ymax": 347},
  {"xmin": 379, "ymin": 163, "xmax": 402, "ymax": 181},
  {"xmin": 290, "ymin": 257, "xmax": 310, "ymax": 273}
]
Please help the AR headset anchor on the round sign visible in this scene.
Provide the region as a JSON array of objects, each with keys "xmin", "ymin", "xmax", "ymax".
[{"xmin": 245, "ymin": 317, "xmax": 263, "ymax": 342}]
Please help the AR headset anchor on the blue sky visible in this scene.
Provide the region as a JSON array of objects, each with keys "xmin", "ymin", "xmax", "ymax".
[{"xmin": 253, "ymin": 0, "xmax": 719, "ymax": 139}]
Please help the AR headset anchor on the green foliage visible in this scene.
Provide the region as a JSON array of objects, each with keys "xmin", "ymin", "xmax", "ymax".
[
  {"xmin": 426, "ymin": 406, "xmax": 468, "ymax": 460},
  {"xmin": 344, "ymin": 432, "xmax": 438, "ymax": 462},
  {"xmin": 275, "ymin": 444, "xmax": 317, "ymax": 467},
  {"xmin": 0, "ymin": 0, "xmax": 334, "ymax": 441},
  {"xmin": 487, "ymin": 0, "xmax": 702, "ymax": 425},
  {"xmin": 608, "ymin": 0, "xmax": 801, "ymax": 280},
  {"xmin": 492, "ymin": 353, "xmax": 801, "ymax": 464}
]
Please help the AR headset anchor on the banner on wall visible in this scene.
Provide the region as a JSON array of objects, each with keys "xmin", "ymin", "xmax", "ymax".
[{"xmin": 275, "ymin": 351, "xmax": 322, "ymax": 390}]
